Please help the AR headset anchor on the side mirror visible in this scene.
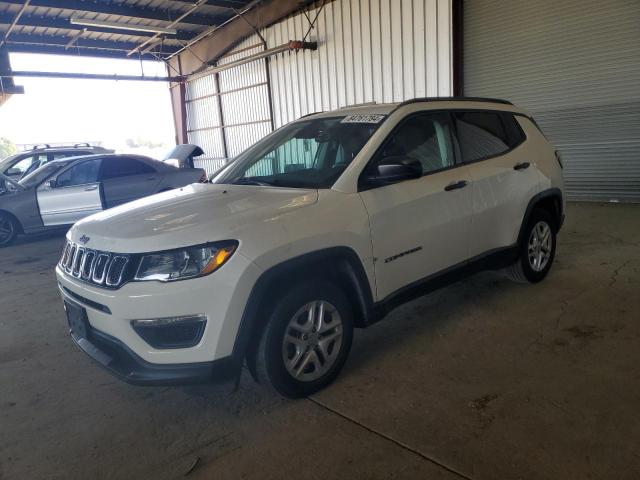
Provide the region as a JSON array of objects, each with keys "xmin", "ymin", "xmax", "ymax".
[
  {"xmin": 6, "ymin": 167, "xmax": 21, "ymax": 176},
  {"xmin": 48, "ymin": 179, "xmax": 57, "ymax": 188},
  {"xmin": 361, "ymin": 156, "xmax": 422, "ymax": 187}
]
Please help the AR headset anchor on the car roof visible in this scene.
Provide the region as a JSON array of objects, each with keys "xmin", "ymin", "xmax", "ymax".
[{"xmin": 300, "ymin": 97, "xmax": 528, "ymax": 121}]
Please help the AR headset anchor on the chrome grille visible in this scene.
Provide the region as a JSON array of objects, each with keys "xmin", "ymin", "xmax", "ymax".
[{"xmin": 59, "ymin": 240, "xmax": 130, "ymax": 289}]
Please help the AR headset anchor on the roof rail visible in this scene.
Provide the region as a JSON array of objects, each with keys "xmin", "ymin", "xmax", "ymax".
[
  {"xmin": 398, "ymin": 96, "xmax": 513, "ymax": 106},
  {"xmin": 73, "ymin": 143, "xmax": 91, "ymax": 148},
  {"xmin": 339, "ymin": 101, "xmax": 378, "ymax": 109},
  {"xmin": 32, "ymin": 144, "xmax": 51, "ymax": 150}
]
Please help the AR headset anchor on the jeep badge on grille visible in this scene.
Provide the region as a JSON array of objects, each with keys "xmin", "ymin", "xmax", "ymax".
[{"xmin": 78, "ymin": 235, "xmax": 90, "ymax": 245}]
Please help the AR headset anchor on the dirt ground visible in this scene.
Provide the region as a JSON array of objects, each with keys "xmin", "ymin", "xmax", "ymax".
[{"xmin": 1, "ymin": 202, "xmax": 639, "ymax": 480}]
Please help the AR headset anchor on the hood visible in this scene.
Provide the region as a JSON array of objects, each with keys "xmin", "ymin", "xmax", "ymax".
[{"xmin": 69, "ymin": 183, "xmax": 318, "ymax": 253}]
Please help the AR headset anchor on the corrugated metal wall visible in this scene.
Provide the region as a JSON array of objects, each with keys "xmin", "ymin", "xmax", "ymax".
[
  {"xmin": 185, "ymin": 0, "xmax": 452, "ymax": 173},
  {"xmin": 463, "ymin": 0, "xmax": 640, "ymax": 202},
  {"xmin": 267, "ymin": 0, "xmax": 452, "ymax": 128}
]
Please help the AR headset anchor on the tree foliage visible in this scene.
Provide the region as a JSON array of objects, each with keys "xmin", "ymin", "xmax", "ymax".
[{"xmin": 0, "ymin": 137, "xmax": 17, "ymax": 160}]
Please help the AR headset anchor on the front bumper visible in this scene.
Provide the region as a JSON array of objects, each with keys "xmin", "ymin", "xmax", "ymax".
[
  {"xmin": 69, "ymin": 322, "xmax": 238, "ymax": 386},
  {"xmin": 56, "ymin": 250, "xmax": 262, "ymax": 384}
]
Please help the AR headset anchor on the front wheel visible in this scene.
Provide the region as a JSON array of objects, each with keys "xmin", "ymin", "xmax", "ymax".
[
  {"xmin": 0, "ymin": 213, "xmax": 18, "ymax": 248},
  {"xmin": 506, "ymin": 208, "xmax": 557, "ymax": 283},
  {"xmin": 254, "ymin": 281, "xmax": 354, "ymax": 398}
]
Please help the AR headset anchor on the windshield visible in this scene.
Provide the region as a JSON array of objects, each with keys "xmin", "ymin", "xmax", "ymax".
[
  {"xmin": 19, "ymin": 160, "xmax": 72, "ymax": 189},
  {"xmin": 213, "ymin": 116, "xmax": 383, "ymax": 189}
]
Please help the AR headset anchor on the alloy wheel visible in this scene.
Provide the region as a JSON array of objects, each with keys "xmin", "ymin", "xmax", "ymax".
[
  {"xmin": 528, "ymin": 220, "xmax": 552, "ymax": 272},
  {"xmin": 281, "ymin": 300, "xmax": 343, "ymax": 382}
]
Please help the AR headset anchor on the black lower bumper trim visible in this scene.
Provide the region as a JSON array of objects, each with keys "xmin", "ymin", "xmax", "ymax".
[{"xmin": 71, "ymin": 328, "xmax": 240, "ymax": 386}]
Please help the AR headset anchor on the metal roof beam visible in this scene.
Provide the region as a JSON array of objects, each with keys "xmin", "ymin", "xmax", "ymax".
[
  {"xmin": 4, "ymin": 32, "xmax": 179, "ymax": 56},
  {"xmin": 0, "ymin": 0, "xmax": 229, "ymax": 27},
  {"xmin": 0, "ymin": 0, "xmax": 30, "ymax": 48},
  {"xmin": 0, "ymin": 13, "xmax": 196, "ymax": 41},
  {"xmin": 4, "ymin": 43, "xmax": 165, "ymax": 59}
]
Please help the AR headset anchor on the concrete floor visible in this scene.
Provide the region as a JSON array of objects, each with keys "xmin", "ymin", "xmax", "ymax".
[{"xmin": 1, "ymin": 202, "xmax": 639, "ymax": 480}]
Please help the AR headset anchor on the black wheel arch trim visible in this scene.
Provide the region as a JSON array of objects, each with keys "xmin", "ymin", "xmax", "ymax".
[
  {"xmin": 233, "ymin": 246, "xmax": 375, "ymax": 376},
  {"xmin": 517, "ymin": 188, "xmax": 564, "ymax": 246}
]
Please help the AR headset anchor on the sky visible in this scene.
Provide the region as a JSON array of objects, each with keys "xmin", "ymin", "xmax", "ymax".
[{"xmin": 0, "ymin": 53, "xmax": 176, "ymax": 156}]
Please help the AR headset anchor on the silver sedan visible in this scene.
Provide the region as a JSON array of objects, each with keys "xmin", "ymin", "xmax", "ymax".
[{"xmin": 0, "ymin": 153, "xmax": 206, "ymax": 247}]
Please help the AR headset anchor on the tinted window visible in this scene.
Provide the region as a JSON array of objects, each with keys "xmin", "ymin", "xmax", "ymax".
[
  {"xmin": 501, "ymin": 114, "xmax": 526, "ymax": 146},
  {"xmin": 374, "ymin": 112, "xmax": 455, "ymax": 175},
  {"xmin": 100, "ymin": 157, "xmax": 155, "ymax": 180},
  {"xmin": 56, "ymin": 159, "xmax": 101, "ymax": 187},
  {"xmin": 454, "ymin": 111, "xmax": 512, "ymax": 162}
]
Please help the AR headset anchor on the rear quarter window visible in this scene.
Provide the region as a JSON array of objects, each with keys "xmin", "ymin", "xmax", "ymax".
[{"xmin": 453, "ymin": 111, "xmax": 525, "ymax": 163}]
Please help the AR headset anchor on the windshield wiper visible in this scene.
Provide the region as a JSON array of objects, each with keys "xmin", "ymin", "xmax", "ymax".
[{"xmin": 231, "ymin": 178, "xmax": 273, "ymax": 186}]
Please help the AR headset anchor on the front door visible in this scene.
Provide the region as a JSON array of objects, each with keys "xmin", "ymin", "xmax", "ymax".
[
  {"xmin": 37, "ymin": 158, "xmax": 103, "ymax": 226},
  {"xmin": 359, "ymin": 112, "xmax": 473, "ymax": 300}
]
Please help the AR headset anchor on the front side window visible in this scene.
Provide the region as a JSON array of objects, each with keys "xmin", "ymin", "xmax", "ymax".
[
  {"xmin": 100, "ymin": 157, "xmax": 155, "ymax": 180},
  {"xmin": 214, "ymin": 116, "xmax": 382, "ymax": 189},
  {"xmin": 454, "ymin": 111, "xmax": 524, "ymax": 162},
  {"xmin": 55, "ymin": 159, "xmax": 102, "ymax": 187},
  {"xmin": 369, "ymin": 112, "xmax": 455, "ymax": 176}
]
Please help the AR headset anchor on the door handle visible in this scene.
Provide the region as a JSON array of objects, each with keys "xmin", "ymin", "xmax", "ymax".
[
  {"xmin": 444, "ymin": 180, "xmax": 469, "ymax": 192},
  {"xmin": 514, "ymin": 162, "xmax": 530, "ymax": 171},
  {"xmin": 83, "ymin": 185, "xmax": 98, "ymax": 191}
]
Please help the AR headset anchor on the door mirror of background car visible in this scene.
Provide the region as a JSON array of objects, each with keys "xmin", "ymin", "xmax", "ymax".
[
  {"xmin": 48, "ymin": 179, "xmax": 57, "ymax": 188},
  {"xmin": 361, "ymin": 156, "xmax": 423, "ymax": 187}
]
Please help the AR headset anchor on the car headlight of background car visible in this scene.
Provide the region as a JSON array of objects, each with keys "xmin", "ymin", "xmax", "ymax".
[{"xmin": 134, "ymin": 241, "xmax": 238, "ymax": 282}]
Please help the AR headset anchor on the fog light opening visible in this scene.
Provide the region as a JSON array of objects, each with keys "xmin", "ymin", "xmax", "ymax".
[{"xmin": 131, "ymin": 314, "xmax": 207, "ymax": 349}]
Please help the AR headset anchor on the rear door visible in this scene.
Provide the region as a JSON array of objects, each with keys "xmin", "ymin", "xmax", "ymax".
[
  {"xmin": 99, "ymin": 157, "xmax": 160, "ymax": 208},
  {"xmin": 453, "ymin": 111, "xmax": 540, "ymax": 256},
  {"xmin": 359, "ymin": 111, "xmax": 473, "ymax": 300},
  {"xmin": 37, "ymin": 158, "xmax": 103, "ymax": 226}
]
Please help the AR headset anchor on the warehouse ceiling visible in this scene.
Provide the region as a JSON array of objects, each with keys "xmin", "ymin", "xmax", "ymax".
[{"xmin": 0, "ymin": 0, "xmax": 259, "ymax": 60}]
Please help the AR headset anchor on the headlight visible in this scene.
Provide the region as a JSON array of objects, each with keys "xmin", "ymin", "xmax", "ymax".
[{"xmin": 134, "ymin": 241, "xmax": 238, "ymax": 282}]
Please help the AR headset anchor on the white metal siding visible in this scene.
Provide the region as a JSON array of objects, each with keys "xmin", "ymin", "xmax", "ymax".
[
  {"xmin": 186, "ymin": 0, "xmax": 453, "ymax": 174},
  {"xmin": 268, "ymin": 0, "xmax": 452, "ymax": 128},
  {"xmin": 464, "ymin": 0, "xmax": 640, "ymax": 202}
]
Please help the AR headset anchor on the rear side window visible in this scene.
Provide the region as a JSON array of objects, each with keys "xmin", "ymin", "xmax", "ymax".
[
  {"xmin": 100, "ymin": 157, "xmax": 155, "ymax": 180},
  {"xmin": 453, "ymin": 111, "xmax": 524, "ymax": 162}
]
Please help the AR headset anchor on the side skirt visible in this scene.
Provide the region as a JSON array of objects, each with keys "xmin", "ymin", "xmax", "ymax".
[{"xmin": 371, "ymin": 245, "xmax": 519, "ymax": 323}]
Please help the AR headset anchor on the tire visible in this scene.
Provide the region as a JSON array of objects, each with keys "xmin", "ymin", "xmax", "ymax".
[
  {"xmin": 254, "ymin": 281, "xmax": 354, "ymax": 398},
  {"xmin": 0, "ymin": 212, "xmax": 18, "ymax": 248},
  {"xmin": 506, "ymin": 208, "xmax": 557, "ymax": 283}
]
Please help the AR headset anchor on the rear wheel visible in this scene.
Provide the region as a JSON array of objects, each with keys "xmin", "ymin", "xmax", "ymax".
[
  {"xmin": 506, "ymin": 208, "xmax": 556, "ymax": 283},
  {"xmin": 254, "ymin": 281, "xmax": 354, "ymax": 398},
  {"xmin": 0, "ymin": 213, "xmax": 18, "ymax": 248}
]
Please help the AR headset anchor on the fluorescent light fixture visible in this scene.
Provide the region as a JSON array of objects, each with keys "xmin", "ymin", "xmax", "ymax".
[{"xmin": 69, "ymin": 18, "xmax": 177, "ymax": 35}]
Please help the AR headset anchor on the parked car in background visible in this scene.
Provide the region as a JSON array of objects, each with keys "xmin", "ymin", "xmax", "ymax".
[
  {"xmin": 55, "ymin": 98, "xmax": 565, "ymax": 397},
  {"xmin": 0, "ymin": 153, "xmax": 206, "ymax": 247},
  {"xmin": 0, "ymin": 143, "xmax": 113, "ymax": 181}
]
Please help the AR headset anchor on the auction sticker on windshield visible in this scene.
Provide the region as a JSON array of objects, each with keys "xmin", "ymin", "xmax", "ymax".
[{"xmin": 341, "ymin": 114, "xmax": 386, "ymax": 124}]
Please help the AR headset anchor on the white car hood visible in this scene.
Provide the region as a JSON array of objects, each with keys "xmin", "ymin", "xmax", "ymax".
[{"xmin": 69, "ymin": 183, "xmax": 318, "ymax": 253}]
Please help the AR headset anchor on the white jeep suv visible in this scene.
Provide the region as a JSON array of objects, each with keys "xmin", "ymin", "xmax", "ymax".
[{"xmin": 56, "ymin": 98, "xmax": 564, "ymax": 397}]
